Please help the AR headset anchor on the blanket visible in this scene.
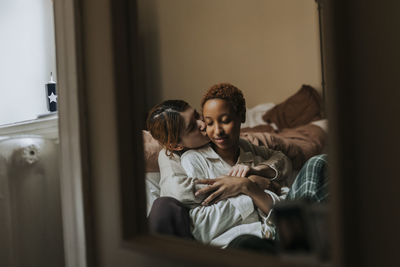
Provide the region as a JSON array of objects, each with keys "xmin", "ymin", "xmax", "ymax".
[{"xmin": 240, "ymin": 123, "xmax": 326, "ymax": 171}]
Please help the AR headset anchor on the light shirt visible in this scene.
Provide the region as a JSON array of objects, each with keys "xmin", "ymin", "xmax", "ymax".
[
  {"xmin": 181, "ymin": 139, "xmax": 291, "ymax": 247},
  {"xmin": 158, "ymin": 138, "xmax": 292, "ymax": 247}
]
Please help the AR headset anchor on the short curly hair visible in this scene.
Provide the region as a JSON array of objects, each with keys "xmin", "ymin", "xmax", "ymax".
[{"xmin": 201, "ymin": 83, "xmax": 246, "ymax": 120}]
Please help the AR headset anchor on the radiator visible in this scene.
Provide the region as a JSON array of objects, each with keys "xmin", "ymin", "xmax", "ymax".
[{"xmin": 0, "ymin": 136, "xmax": 64, "ymax": 267}]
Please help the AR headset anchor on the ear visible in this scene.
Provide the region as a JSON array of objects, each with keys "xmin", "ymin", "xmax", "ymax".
[
  {"xmin": 167, "ymin": 143, "xmax": 184, "ymax": 151},
  {"xmin": 174, "ymin": 144, "xmax": 185, "ymax": 151}
]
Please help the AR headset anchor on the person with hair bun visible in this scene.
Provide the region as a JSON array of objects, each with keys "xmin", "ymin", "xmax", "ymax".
[
  {"xmin": 147, "ymin": 100, "xmax": 210, "ymax": 155},
  {"xmin": 146, "ymin": 99, "xmax": 210, "ymax": 239}
]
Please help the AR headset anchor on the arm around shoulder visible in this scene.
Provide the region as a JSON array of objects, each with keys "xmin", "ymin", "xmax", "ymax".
[{"xmin": 158, "ymin": 150, "xmax": 201, "ymax": 206}]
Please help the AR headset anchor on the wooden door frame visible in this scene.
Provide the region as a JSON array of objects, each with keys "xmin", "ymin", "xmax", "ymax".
[
  {"xmin": 54, "ymin": 0, "xmax": 91, "ymax": 266},
  {"xmin": 56, "ymin": 0, "xmax": 340, "ymax": 266},
  {"xmin": 110, "ymin": 1, "xmax": 332, "ymax": 266}
]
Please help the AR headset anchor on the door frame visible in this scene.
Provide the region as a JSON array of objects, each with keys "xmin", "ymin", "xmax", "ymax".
[
  {"xmin": 54, "ymin": 0, "xmax": 91, "ymax": 266},
  {"xmin": 55, "ymin": 0, "xmax": 347, "ymax": 266}
]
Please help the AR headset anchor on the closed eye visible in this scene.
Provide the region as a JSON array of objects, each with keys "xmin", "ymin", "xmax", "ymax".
[{"xmin": 220, "ymin": 115, "xmax": 232, "ymax": 124}]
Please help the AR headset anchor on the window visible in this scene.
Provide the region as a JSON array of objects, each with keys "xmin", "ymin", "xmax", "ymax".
[{"xmin": 0, "ymin": 0, "xmax": 57, "ymax": 126}]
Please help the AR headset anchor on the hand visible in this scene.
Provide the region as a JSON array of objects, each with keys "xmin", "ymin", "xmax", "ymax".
[
  {"xmin": 268, "ymin": 180, "xmax": 282, "ymax": 195},
  {"xmin": 250, "ymin": 164, "xmax": 276, "ymax": 178},
  {"xmin": 195, "ymin": 176, "xmax": 250, "ymax": 205},
  {"xmin": 228, "ymin": 164, "xmax": 251, "ymax": 177},
  {"xmin": 248, "ymin": 175, "xmax": 272, "ymax": 190},
  {"xmin": 248, "ymin": 175, "xmax": 282, "ymax": 195}
]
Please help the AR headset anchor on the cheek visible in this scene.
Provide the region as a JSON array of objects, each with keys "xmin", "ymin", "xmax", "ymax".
[
  {"xmin": 225, "ymin": 123, "xmax": 235, "ymax": 134},
  {"xmin": 189, "ymin": 131, "xmax": 206, "ymax": 146},
  {"xmin": 227, "ymin": 122, "xmax": 240, "ymax": 136},
  {"xmin": 205, "ymin": 126, "xmax": 213, "ymax": 137}
]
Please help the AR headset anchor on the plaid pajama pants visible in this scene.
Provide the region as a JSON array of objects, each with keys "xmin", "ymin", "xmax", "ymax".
[{"xmin": 286, "ymin": 154, "xmax": 329, "ymax": 203}]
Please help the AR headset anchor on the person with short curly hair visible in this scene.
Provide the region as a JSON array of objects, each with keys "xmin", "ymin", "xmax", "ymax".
[
  {"xmin": 178, "ymin": 83, "xmax": 292, "ymax": 246},
  {"xmin": 201, "ymin": 83, "xmax": 246, "ymax": 122}
]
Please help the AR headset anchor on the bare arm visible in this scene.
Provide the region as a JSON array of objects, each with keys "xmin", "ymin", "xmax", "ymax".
[
  {"xmin": 247, "ymin": 175, "xmax": 282, "ymax": 195},
  {"xmin": 158, "ymin": 150, "xmax": 202, "ymax": 207},
  {"xmin": 227, "ymin": 163, "xmax": 276, "ymax": 179},
  {"xmin": 242, "ymin": 179, "xmax": 274, "ymax": 215},
  {"xmin": 239, "ymin": 138, "xmax": 292, "ymax": 182},
  {"xmin": 223, "ymin": 162, "xmax": 282, "ymax": 195},
  {"xmin": 195, "ymin": 176, "xmax": 274, "ymax": 215}
]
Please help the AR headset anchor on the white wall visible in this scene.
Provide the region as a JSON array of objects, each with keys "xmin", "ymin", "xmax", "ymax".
[
  {"xmin": 138, "ymin": 0, "xmax": 321, "ymax": 110},
  {"xmin": 0, "ymin": 0, "xmax": 57, "ymax": 125}
]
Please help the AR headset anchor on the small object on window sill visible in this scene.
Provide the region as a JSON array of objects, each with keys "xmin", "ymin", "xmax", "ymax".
[{"xmin": 45, "ymin": 72, "xmax": 57, "ymax": 112}]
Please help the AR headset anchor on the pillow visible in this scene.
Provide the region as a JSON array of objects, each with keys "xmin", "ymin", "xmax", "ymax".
[
  {"xmin": 143, "ymin": 131, "xmax": 162, "ymax": 215},
  {"xmin": 241, "ymin": 124, "xmax": 277, "ymax": 133},
  {"xmin": 262, "ymin": 85, "xmax": 323, "ymax": 129},
  {"xmin": 241, "ymin": 102, "xmax": 275, "ymax": 128},
  {"xmin": 145, "ymin": 172, "xmax": 161, "ymax": 216},
  {"xmin": 142, "ymin": 130, "xmax": 162, "ymax": 172}
]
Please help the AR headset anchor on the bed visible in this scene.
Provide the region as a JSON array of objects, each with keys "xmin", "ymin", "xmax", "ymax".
[{"xmin": 143, "ymin": 84, "xmax": 327, "ymax": 214}]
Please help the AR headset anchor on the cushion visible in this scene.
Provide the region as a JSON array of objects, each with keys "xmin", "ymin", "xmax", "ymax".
[
  {"xmin": 145, "ymin": 172, "xmax": 161, "ymax": 216},
  {"xmin": 262, "ymin": 85, "xmax": 323, "ymax": 129}
]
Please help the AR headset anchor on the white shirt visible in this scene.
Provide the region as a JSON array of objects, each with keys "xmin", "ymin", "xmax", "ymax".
[
  {"xmin": 181, "ymin": 139, "xmax": 291, "ymax": 247},
  {"xmin": 158, "ymin": 139, "xmax": 291, "ymax": 205},
  {"xmin": 158, "ymin": 149, "xmax": 258, "ymax": 245}
]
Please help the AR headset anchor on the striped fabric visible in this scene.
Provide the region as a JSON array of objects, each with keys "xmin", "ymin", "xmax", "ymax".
[{"xmin": 286, "ymin": 154, "xmax": 329, "ymax": 203}]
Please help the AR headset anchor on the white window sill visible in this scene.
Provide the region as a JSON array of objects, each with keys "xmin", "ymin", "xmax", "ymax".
[{"xmin": 0, "ymin": 113, "xmax": 58, "ymax": 140}]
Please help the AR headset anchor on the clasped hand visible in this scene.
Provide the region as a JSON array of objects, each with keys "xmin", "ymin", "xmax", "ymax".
[
  {"xmin": 195, "ymin": 164, "xmax": 279, "ymax": 206},
  {"xmin": 195, "ymin": 176, "xmax": 250, "ymax": 206}
]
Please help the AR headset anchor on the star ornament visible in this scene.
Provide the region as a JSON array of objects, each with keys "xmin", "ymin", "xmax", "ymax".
[{"xmin": 48, "ymin": 92, "xmax": 58, "ymax": 103}]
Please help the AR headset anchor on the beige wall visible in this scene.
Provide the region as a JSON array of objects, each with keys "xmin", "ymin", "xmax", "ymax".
[{"xmin": 138, "ymin": 0, "xmax": 321, "ymax": 110}]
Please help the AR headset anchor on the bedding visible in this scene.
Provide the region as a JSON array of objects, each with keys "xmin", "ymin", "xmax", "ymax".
[
  {"xmin": 240, "ymin": 121, "xmax": 327, "ymax": 171},
  {"xmin": 142, "ymin": 85, "xmax": 327, "ymax": 213},
  {"xmin": 143, "ymin": 122, "xmax": 327, "ymax": 213},
  {"xmin": 240, "ymin": 102, "xmax": 275, "ymax": 129},
  {"xmin": 262, "ymin": 85, "xmax": 323, "ymax": 129},
  {"xmin": 145, "ymin": 172, "xmax": 161, "ymax": 216},
  {"xmin": 143, "ymin": 130, "xmax": 162, "ymax": 214}
]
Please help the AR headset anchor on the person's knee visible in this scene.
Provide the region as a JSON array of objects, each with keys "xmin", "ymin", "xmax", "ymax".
[
  {"xmin": 306, "ymin": 154, "xmax": 327, "ymax": 167},
  {"xmin": 152, "ymin": 196, "xmax": 178, "ymax": 211},
  {"xmin": 301, "ymin": 155, "xmax": 327, "ymax": 176},
  {"xmin": 148, "ymin": 197, "xmax": 192, "ymax": 238},
  {"xmin": 305, "ymin": 156, "xmax": 321, "ymax": 167},
  {"xmin": 227, "ymin": 235, "xmax": 277, "ymax": 254},
  {"xmin": 149, "ymin": 197, "xmax": 179, "ymax": 222}
]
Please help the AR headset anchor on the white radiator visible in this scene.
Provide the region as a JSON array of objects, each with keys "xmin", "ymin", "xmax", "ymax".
[{"xmin": 0, "ymin": 136, "xmax": 64, "ymax": 267}]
